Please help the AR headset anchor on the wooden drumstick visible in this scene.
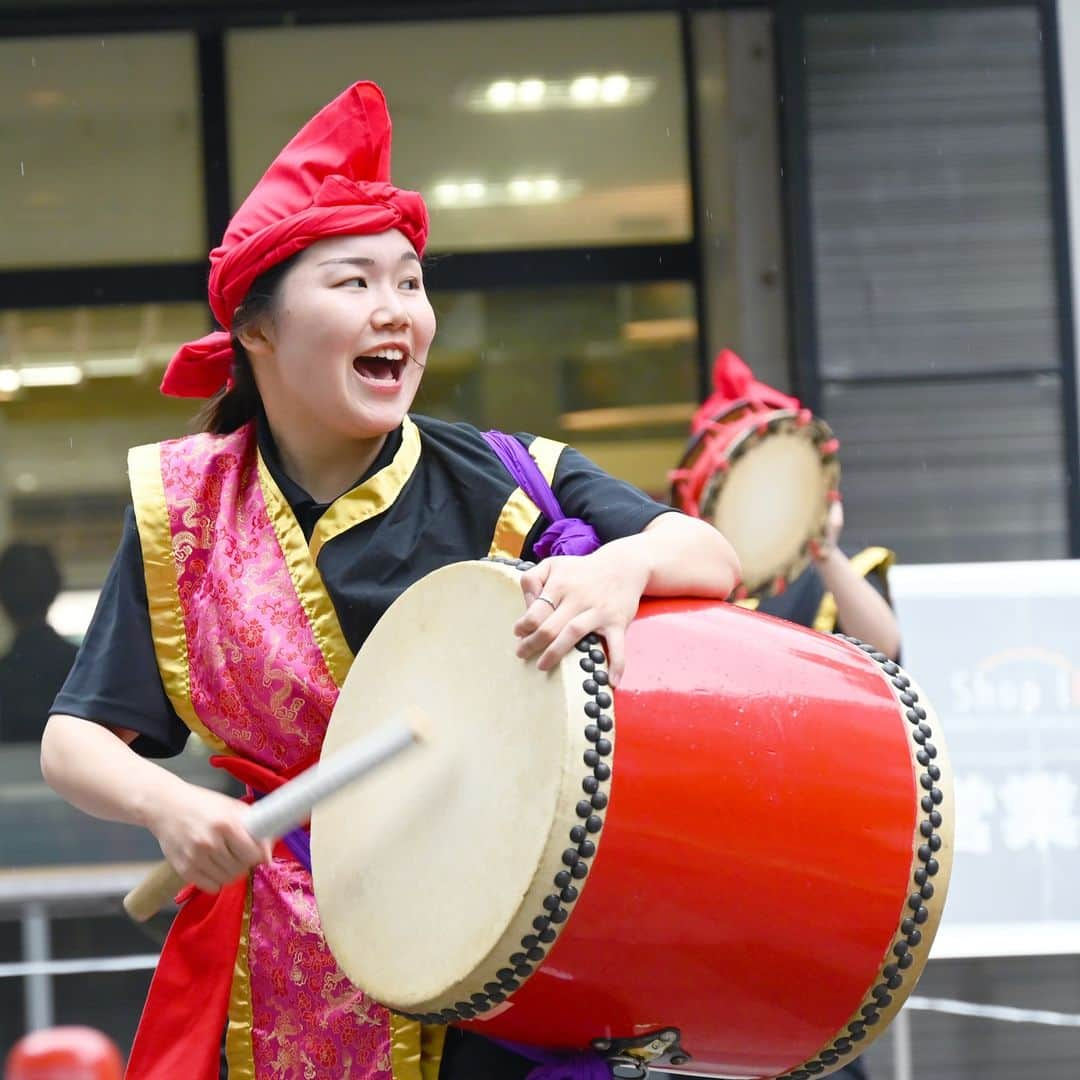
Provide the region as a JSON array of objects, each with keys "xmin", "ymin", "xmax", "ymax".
[{"xmin": 123, "ymin": 717, "xmax": 422, "ymax": 923}]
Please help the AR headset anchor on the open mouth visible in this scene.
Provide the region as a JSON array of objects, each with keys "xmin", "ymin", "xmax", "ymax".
[{"xmin": 352, "ymin": 349, "xmax": 407, "ymax": 384}]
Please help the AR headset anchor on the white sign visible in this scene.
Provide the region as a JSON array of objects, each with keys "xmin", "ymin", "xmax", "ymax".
[{"xmin": 890, "ymin": 560, "xmax": 1080, "ymax": 958}]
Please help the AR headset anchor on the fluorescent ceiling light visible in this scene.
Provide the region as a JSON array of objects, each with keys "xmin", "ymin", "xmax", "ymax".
[
  {"xmin": 560, "ymin": 402, "xmax": 697, "ymax": 432},
  {"xmin": 621, "ymin": 317, "xmax": 698, "ymax": 344},
  {"xmin": 431, "ymin": 176, "xmax": 579, "ymax": 208},
  {"xmin": 601, "ymin": 74, "xmax": 631, "ymax": 104},
  {"xmin": 18, "ymin": 363, "xmax": 83, "ymax": 387},
  {"xmin": 83, "ymin": 355, "xmax": 145, "ymax": 378},
  {"xmin": 518, "ymin": 79, "xmax": 546, "ymax": 106},
  {"xmin": 434, "ymin": 182, "xmax": 461, "ymax": 205},
  {"xmin": 487, "ymin": 80, "xmax": 517, "ymax": 109},
  {"xmin": 569, "ymin": 75, "xmax": 601, "ymax": 105},
  {"xmin": 467, "ymin": 74, "xmax": 654, "ymax": 113},
  {"xmin": 534, "ymin": 178, "xmax": 561, "ymax": 200},
  {"xmin": 0, "ymin": 369, "xmax": 21, "ymax": 394}
]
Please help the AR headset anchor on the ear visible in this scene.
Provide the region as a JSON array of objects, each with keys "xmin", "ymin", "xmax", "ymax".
[{"xmin": 235, "ymin": 311, "xmax": 275, "ymax": 360}]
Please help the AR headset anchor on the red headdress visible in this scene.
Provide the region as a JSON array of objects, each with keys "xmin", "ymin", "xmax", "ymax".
[
  {"xmin": 689, "ymin": 348, "xmax": 801, "ymax": 435},
  {"xmin": 162, "ymin": 82, "xmax": 429, "ymax": 398}
]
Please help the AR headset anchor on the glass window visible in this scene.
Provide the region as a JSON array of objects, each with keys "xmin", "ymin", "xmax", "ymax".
[
  {"xmin": 0, "ymin": 33, "xmax": 205, "ymax": 269},
  {"xmin": 0, "ymin": 302, "xmax": 208, "ymax": 587},
  {"xmin": 226, "ymin": 14, "xmax": 691, "ymax": 252},
  {"xmin": 420, "ymin": 280, "xmax": 698, "ymax": 497}
]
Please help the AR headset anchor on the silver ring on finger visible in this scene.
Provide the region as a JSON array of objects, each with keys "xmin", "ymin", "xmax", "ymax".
[{"xmin": 536, "ymin": 594, "xmax": 557, "ymax": 611}]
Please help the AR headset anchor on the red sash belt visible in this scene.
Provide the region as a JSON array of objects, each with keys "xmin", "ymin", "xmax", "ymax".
[{"xmin": 125, "ymin": 754, "xmax": 314, "ymax": 1079}]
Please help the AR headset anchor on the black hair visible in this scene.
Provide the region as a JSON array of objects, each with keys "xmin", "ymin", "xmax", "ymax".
[
  {"xmin": 0, "ymin": 542, "xmax": 63, "ymax": 623},
  {"xmin": 195, "ymin": 252, "xmax": 303, "ymax": 434}
]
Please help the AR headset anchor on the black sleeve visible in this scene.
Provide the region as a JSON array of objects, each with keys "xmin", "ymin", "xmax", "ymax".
[
  {"xmin": 51, "ymin": 506, "xmax": 189, "ymax": 758},
  {"xmin": 756, "ymin": 566, "xmax": 826, "ymax": 627},
  {"xmin": 535, "ymin": 441, "xmax": 674, "ymax": 545}
]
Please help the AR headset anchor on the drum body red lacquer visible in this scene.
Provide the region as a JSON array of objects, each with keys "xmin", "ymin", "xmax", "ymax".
[
  {"xmin": 313, "ymin": 562, "xmax": 951, "ymax": 1079},
  {"xmin": 459, "ymin": 599, "xmax": 948, "ymax": 1078}
]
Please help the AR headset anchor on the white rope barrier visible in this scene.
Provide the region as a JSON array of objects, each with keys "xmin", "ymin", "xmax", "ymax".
[
  {"xmin": 906, "ymin": 995, "xmax": 1080, "ymax": 1027},
  {"xmin": 0, "ymin": 960, "xmax": 1078, "ymax": 1033},
  {"xmin": 0, "ymin": 954, "xmax": 159, "ymax": 979}
]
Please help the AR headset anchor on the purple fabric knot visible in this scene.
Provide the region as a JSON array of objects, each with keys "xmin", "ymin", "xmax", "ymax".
[
  {"xmin": 482, "ymin": 431, "xmax": 601, "ymax": 560},
  {"xmin": 534, "ymin": 516, "xmax": 602, "ymax": 559},
  {"xmin": 491, "ymin": 1040, "xmax": 611, "ymax": 1080}
]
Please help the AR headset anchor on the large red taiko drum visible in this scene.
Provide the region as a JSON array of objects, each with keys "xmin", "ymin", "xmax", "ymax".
[{"xmin": 312, "ymin": 560, "xmax": 952, "ymax": 1078}]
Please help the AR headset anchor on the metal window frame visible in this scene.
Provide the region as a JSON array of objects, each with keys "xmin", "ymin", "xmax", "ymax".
[
  {"xmin": 2, "ymin": 0, "xmax": 1077, "ymax": 554},
  {"xmin": 0, "ymin": 3, "xmax": 713, "ymax": 305}
]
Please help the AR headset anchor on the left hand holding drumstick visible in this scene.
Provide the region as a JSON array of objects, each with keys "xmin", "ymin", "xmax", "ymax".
[{"xmin": 514, "ymin": 511, "xmax": 741, "ymax": 686}]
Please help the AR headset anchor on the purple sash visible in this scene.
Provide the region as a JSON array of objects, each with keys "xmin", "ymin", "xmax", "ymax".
[
  {"xmin": 482, "ymin": 431, "xmax": 601, "ymax": 559},
  {"xmin": 491, "ymin": 1043, "xmax": 612, "ymax": 1079}
]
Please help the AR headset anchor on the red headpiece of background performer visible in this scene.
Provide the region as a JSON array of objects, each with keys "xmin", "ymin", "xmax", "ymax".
[
  {"xmin": 162, "ymin": 81, "xmax": 430, "ymax": 399},
  {"xmin": 689, "ymin": 348, "xmax": 802, "ymax": 435}
]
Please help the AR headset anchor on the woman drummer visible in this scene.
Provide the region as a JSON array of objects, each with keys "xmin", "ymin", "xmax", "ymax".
[{"xmin": 39, "ymin": 82, "xmax": 740, "ymax": 1080}]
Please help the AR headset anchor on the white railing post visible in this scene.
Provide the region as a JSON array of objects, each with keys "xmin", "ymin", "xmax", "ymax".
[{"xmin": 20, "ymin": 901, "xmax": 53, "ymax": 1032}]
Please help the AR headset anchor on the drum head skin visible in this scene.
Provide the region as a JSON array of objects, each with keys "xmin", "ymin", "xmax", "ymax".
[
  {"xmin": 312, "ymin": 560, "xmax": 613, "ymax": 1016},
  {"xmin": 673, "ymin": 406, "xmax": 840, "ymax": 598},
  {"xmin": 710, "ymin": 430, "xmax": 830, "ymax": 593}
]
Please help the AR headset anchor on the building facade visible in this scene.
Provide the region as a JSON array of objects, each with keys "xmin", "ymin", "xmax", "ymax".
[{"xmin": 0, "ymin": 1, "xmax": 1077, "ymax": 1076}]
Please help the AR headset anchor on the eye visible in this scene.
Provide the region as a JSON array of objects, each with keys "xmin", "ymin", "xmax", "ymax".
[
  {"xmin": 340, "ymin": 276, "xmax": 367, "ymax": 288},
  {"xmin": 400, "ymin": 277, "xmax": 422, "ymax": 291}
]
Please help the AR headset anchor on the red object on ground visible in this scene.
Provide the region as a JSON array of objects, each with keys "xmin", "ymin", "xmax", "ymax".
[{"xmin": 4, "ymin": 1026, "xmax": 123, "ymax": 1080}]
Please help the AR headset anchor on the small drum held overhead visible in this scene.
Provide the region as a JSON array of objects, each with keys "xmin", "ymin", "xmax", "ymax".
[
  {"xmin": 671, "ymin": 404, "xmax": 840, "ymax": 600},
  {"xmin": 312, "ymin": 560, "xmax": 953, "ymax": 1079},
  {"xmin": 670, "ymin": 349, "xmax": 841, "ymax": 600}
]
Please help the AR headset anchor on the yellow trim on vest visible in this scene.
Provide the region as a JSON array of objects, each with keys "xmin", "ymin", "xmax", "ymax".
[
  {"xmin": 309, "ymin": 416, "xmax": 422, "ymax": 563},
  {"xmin": 225, "ymin": 882, "xmax": 255, "ymax": 1080},
  {"xmin": 488, "ymin": 436, "xmax": 567, "ymax": 559},
  {"xmin": 256, "ymin": 454, "xmax": 354, "ymax": 690},
  {"xmin": 419, "ymin": 1024, "xmax": 447, "ymax": 1079},
  {"xmin": 390, "ymin": 1016, "xmax": 422, "ymax": 1079},
  {"xmin": 848, "ymin": 545, "xmax": 896, "ymax": 580},
  {"xmin": 812, "ymin": 546, "xmax": 896, "ymax": 634},
  {"xmin": 389, "ymin": 1015, "xmax": 446, "ymax": 1080},
  {"xmin": 128, "ymin": 443, "xmax": 227, "ymax": 752}
]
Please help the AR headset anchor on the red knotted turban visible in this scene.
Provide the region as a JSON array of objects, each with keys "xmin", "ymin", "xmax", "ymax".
[
  {"xmin": 162, "ymin": 82, "xmax": 429, "ymax": 398},
  {"xmin": 689, "ymin": 348, "xmax": 802, "ymax": 435}
]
